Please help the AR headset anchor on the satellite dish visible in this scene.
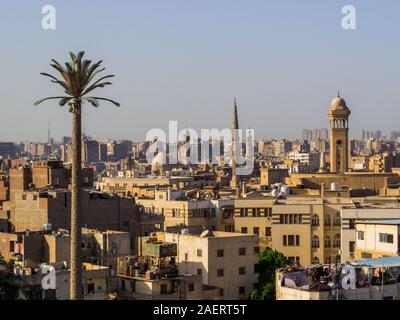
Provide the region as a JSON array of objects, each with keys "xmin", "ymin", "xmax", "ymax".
[{"xmin": 200, "ymin": 230, "xmax": 212, "ymax": 238}]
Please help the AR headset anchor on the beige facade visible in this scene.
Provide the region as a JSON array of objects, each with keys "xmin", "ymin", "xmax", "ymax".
[
  {"xmin": 355, "ymin": 221, "xmax": 400, "ymax": 260},
  {"xmin": 163, "ymin": 231, "xmax": 259, "ymax": 300},
  {"xmin": 341, "ymin": 205, "xmax": 400, "ymax": 262},
  {"xmin": 137, "ymin": 196, "xmax": 233, "ymax": 233},
  {"xmin": 234, "ymin": 196, "xmax": 349, "ymax": 265},
  {"xmin": 82, "ymin": 228, "xmax": 131, "ymax": 272}
]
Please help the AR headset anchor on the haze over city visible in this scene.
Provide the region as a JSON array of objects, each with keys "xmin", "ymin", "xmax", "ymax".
[{"xmin": 1, "ymin": 0, "xmax": 400, "ymax": 142}]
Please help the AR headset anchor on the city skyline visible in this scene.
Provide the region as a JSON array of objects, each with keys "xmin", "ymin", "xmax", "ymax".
[{"xmin": 1, "ymin": 1, "xmax": 400, "ymax": 141}]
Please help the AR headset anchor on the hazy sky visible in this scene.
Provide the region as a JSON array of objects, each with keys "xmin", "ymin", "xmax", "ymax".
[{"xmin": 1, "ymin": 0, "xmax": 400, "ymax": 142}]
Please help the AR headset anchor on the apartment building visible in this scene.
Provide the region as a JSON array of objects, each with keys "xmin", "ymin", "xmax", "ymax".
[
  {"xmin": 162, "ymin": 230, "xmax": 259, "ymax": 300},
  {"xmin": 234, "ymin": 196, "xmax": 360, "ymax": 265},
  {"xmin": 82, "ymin": 228, "xmax": 131, "ymax": 272},
  {"xmin": 341, "ymin": 204, "xmax": 400, "ymax": 262},
  {"xmin": 355, "ymin": 220, "xmax": 400, "ymax": 259}
]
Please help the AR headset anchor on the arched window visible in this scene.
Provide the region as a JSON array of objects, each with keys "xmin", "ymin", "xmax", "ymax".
[
  {"xmin": 324, "ymin": 236, "xmax": 331, "ymax": 248},
  {"xmin": 334, "ymin": 234, "xmax": 341, "ymax": 247},
  {"xmin": 312, "ymin": 257, "xmax": 320, "ymax": 265},
  {"xmin": 324, "ymin": 214, "xmax": 331, "ymax": 227},
  {"xmin": 312, "ymin": 235, "xmax": 320, "ymax": 248},
  {"xmin": 311, "ymin": 214, "xmax": 319, "ymax": 226},
  {"xmin": 334, "ymin": 212, "xmax": 341, "ymax": 226}
]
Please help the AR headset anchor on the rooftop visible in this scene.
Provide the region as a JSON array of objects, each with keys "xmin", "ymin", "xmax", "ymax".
[
  {"xmin": 353, "ymin": 256, "xmax": 400, "ymax": 268},
  {"xmin": 357, "ymin": 219, "xmax": 400, "ymax": 226}
]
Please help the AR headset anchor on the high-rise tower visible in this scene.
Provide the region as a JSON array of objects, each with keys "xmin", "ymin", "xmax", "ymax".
[{"xmin": 328, "ymin": 93, "xmax": 351, "ymax": 173}]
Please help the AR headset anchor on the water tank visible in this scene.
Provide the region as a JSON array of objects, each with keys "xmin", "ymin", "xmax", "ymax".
[
  {"xmin": 280, "ymin": 186, "xmax": 290, "ymax": 196},
  {"xmin": 181, "ymin": 229, "xmax": 190, "ymax": 235},
  {"xmin": 330, "ymin": 182, "xmax": 339, "ymax": 192},
  {"xmin": 271, "ymin": 189, "xmax": 280, "ymax": 197}
]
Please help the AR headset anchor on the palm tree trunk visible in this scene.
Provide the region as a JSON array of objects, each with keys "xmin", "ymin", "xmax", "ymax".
[{"xmin": 70, "ymin": 101, "xmax": 83, "ymax": 300}]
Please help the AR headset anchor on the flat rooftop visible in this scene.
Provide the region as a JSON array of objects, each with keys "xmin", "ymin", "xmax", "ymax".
[
  {"xmin": 353, "ymin": 256, "xmax": 400, "ymax": 268},
  {"xmin": 357, "ymin": 219, "xmax": 400, "ymax": 225}
]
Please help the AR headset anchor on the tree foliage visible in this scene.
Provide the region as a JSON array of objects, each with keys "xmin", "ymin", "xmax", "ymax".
[
  {"xmin": 251, "ymin": 250, "xmax": 288, "ymax": 300},
  {"xmin": 34, "ymin": 51, "xmax": 120, "ymax": 110}
]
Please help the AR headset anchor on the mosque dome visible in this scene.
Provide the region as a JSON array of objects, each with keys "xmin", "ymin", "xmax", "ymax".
[{"xmin": 329, "ymin": 95, "xmax": 348, "ymax": 111}]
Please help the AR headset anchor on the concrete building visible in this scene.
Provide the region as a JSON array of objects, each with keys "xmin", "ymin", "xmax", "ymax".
[
  {"xmin": 276, "ymin": 256, "xmax": 400, "ymax": 300},
  {"xmin": 16, "ymin": 263, "xmax": 109, "ymax": 300},
  {"xmin": 355, "ymin": 220, "xmax": 400, "ymax": 260},
  {"xmin": 82, "ymin": 228, "xmax": 131, "ymax": 272},
  {"xmin": 288, "ymin": 151, "xmax": 320, "ymax": 167},
  {"xmin": 341, "ymin": 204, "xmax": 400, "ymax": 263},
  {"xmin": 161, "ymin": 230, "xmax": 259, "ymax": 300},
  {"xmin": 117, "ymin": 243, "xmax": 219, "ymax": 300},
  {"xmin": 8, "ymin": 190, "xmax": 140, "ymax": 234}
]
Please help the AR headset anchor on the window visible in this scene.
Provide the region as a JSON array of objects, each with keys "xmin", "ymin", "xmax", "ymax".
[
  {"xmin": 334, "ymin": 234, "xmax": 341, "ymax": 247},
  {"xmin": 22, "ymin": 195, "xmax": 27, "ymax": 200},
  {"xmin": 253, "ymin": 227, "xmax": 259, "ymax": 235},
  {"xmin": 239, "ymin": 248, "xmax": 246, "ymax": 256},
  {"xmin": 241, "ymin": 227, "xmax": 248, "ymax": 234},
  {"xmin": 379, "ymin": 233, "xmax": 394, "ymax": 244},
  {"xmin": 312, "ymin": 236, "xmax": 320, "ymax": 248},
  {"xmin": 264, "ymin": 208, "xmax": 272, "ymax": 217},
  {"xmin": 197, "ymin": 249, "xmax": 202, "ymax": 257},
  {"xmin": 188, "ymin": 283, "xmax": 195, "ymax": 292},
  {"xmin": 349, "ymin": 219, "xmax": 356, "ymax": 229},
  {"xmin": 254, "ymin": 246, "xmax": 260, "ymax": 254},
  {"xmin": 219, "ymin": 289, "xmax": 224, "ymax": 297},
  {"xmin": 324, "ymin": 215, "xmax": 331, "ymax": 227},
  {"xmin": 357, "ymin": 231, "xmax": 364, "ymax": 240},
  {"xmin": 311, "ymin": 214, "xmax": 319, "ymax": 226},
  {"xmin": 197, "ymin": 268, "xmax": 202, "ymax": 275},
  {"xmin": 312, "ymin": 257, "xmax": 320, "ymax": 264},
  {"xmin": 217, "ymin": 249, "xmax": 224, "ymax": 257},
  {"xmin": 349, "ymin": 241, "xmax": 355, "ymax": 255},
  {"xmin": 265, "ymin": 227, "xmax": 271, "ymax": 237},
  {"xmin": 239, "ymin": 287, "xmax": 245, "ymax": 295},
  {"xmin": 185, "ymin": 253, "xmax": 188, "ymax": 261},
  {"xmin": 287, "ymin": 257, "xmax": 300, "ymax": 265},
  {"xmin": 285, "ymin": 235, "xmax": 300, "ymax": 246},
  {"xmin": 87, "ymin": 283, "xmax": 95, "ymax": 294},
  {"xmin": 217, "ymin": 269, "xmax": 224, "ymax": 277},
  {"xmin": 334, "ymin": 213, "xmax": 341, "ymax": 226},
  {"xmin": 239, "ymin": 267, "xmax": 246, "ymax": 275},
  {"xmin": 160, "ymin": 284, "xmax": 168, "ymax": 294},
  {"xmin": 324, "ymin": 236, "xmax": 331, "ymax": 248}
]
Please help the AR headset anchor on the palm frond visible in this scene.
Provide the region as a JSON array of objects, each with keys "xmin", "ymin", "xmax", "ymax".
[
  {"xmin": 34, "ymin": 97, "xmax": 71, "ymax": 106},
  {"xmin": 36, "ymin": 51, "xmax": 119, "ymax": 109},
  {"xmin": 87, "ymin": 97, "xmax": 120, "ymax": 107}
]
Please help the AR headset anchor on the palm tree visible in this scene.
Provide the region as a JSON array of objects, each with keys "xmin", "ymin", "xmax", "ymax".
[{"xmin": 35, "ymin": 51, "xmax": 119, "ymax": 300}]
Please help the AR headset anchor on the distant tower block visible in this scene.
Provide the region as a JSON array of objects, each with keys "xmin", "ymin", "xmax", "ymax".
[
  {"xmin": 319, "ymin": 152, "xmax": 327, "ymax": 173},
  {"xmin": 328, "ymin": 93, "xmax": 351, "ymax": 173}
]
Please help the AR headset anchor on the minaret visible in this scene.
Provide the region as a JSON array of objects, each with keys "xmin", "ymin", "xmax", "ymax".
[
  {"xmin": 328, "ymin": 92, "xmax": 351, "ymax": 173},
  {"xmin": 231, "ymin": 98, "xmax": 241, "ymax": 198}
]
